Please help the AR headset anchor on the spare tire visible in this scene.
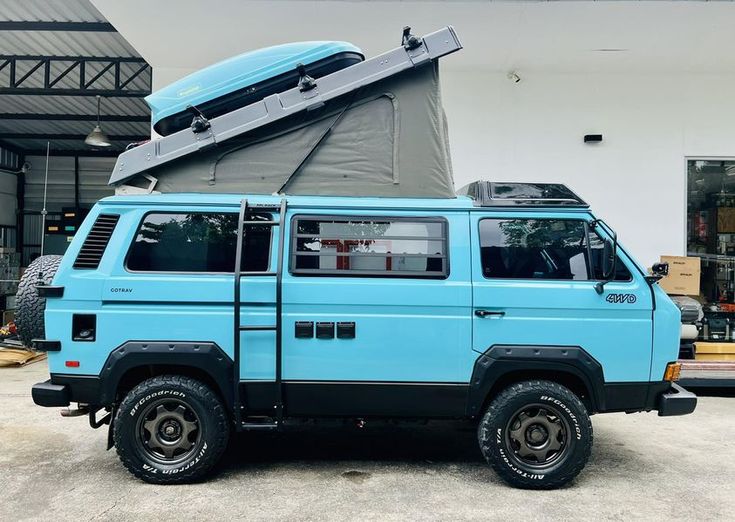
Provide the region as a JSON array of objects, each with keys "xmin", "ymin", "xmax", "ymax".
[{"xmin": 16, "ymin": 255, "xmax": 63, "ymax": 348}]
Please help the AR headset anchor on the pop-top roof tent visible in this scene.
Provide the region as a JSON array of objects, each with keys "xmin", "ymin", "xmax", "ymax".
[{"xmin": 109, "ymin": 26, "xmax": 462, "ymax": 198}]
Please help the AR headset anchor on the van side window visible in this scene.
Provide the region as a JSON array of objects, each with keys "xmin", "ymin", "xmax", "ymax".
[
  {"xmin": 126, "ymin": 212, "xmax": 271, "ymax": 273},
  {"xmin": 291, "ymin": 216, "xmax": 448, "ymax": 278},
  {"xmin": 479, "ymin": 218, "xmax": 631, "ymax": 281}
]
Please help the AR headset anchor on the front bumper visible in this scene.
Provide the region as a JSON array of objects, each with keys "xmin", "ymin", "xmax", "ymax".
[
  {"xmin": 32, "ymin": 380, "xmax": 70, "ymax": 407},
  {"xmin": 657, "ymin": 382, "xmax": 697, "ymax": 416}
]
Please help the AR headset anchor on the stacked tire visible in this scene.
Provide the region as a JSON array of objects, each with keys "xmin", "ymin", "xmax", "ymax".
[{"xmin": 15, "ymin": 255, "xmax": 63, "ymax": 348}]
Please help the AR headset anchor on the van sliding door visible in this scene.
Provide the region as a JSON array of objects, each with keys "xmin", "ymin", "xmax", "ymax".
[{"xmin": 280, "ymin": 211, "xmax": 473, "ymax": 417}]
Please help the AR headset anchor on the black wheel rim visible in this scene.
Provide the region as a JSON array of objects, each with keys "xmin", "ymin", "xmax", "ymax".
[
  {"xmin": 504, "ymin": 403, "xmax": 570, "ymax": 469},
  {"xmin": 136, "ymin": 398, "xmax": 201, "ymax": 464}
]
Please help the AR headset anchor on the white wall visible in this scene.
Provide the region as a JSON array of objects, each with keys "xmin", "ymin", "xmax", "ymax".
[{"xmin": 441, "ymin": 71, "xmax": 735, "ymax": 266}]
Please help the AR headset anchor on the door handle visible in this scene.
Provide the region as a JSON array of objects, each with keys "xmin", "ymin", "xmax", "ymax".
[{"xmin": 475, "ymin": 309, "xmax": 505, "ymax": 318}]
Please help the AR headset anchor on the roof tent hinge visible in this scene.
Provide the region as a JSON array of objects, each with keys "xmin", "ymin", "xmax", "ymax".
[
  {"xmin": 186, "ymin": 104, "xmax": 218, "ymax": 151},
  {"xmin": 402, "ymin": 26, "xmax": 428, "ymax": 66},
  {"xmin": 114, "ymin": 173, "xmax": 159, "ymax": 195}
]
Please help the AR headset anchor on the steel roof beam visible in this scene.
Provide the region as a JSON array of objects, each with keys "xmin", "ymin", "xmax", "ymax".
[
  {"xmin": 0, "ymin": 113, "xmax": 149, "ymax": 122},
  {"xmin": 0, "ymin": 87, "xmax": 148, "ymax": 97},
  {"xmin": 0, "ymin": 54, "xmax": 145, "ymax": 62},
  {"xmin": 0, "ymin": 55, "xmax": 151, "ymax": 97},
  {"xmin": 0, "ymin": 21, "xmax": 117, "ymax": 32},
  {"xmin": 22, "ymin": 149, "xmax": 122, "ymax": 157},
  {"xmin": 0, "ymin": 133, "xmax": 147, "ymax": 141}
]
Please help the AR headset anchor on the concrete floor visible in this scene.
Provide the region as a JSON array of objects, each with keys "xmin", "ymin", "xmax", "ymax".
[{"xmin": 1, "ymin": 361, "xmax": 732, "ymax": 521}]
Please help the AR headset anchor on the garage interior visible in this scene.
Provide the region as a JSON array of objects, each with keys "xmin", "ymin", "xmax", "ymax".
[
  {"xmin": 0, "ymin": 0, "xmax": 150, "ymax": 330},
  {"xmin": 687, "ymin": 159, "xmax": 735, "ymax": 348}
]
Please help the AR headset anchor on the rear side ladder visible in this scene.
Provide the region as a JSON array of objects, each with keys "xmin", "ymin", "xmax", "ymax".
[{"xmin": 233, "ymin": 198, "xmax": 287, "ymax": 430}]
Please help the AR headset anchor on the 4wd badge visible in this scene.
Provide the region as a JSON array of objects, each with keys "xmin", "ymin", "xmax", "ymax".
[{"xmin": 606, "ymin": 293, "xmax": 637, "ymax": 304}]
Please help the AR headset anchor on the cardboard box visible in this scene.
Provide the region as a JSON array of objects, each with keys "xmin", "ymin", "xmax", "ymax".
[
  {"xmin": 718, "ymin": 208, "xmax": 735, "ymax": 233},
  {"xmin": 695, "ymin": 342, "xmax": 735, "ymax": 362},
  {"xmin": 658, "ymin": 255, "xmax": 701, "ymax": 296}
]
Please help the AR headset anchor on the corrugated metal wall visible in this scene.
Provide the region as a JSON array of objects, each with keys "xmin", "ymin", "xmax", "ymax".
[
  {"xmin": 21, "ymin": 155, "xmax": 116, "ymax": 265},
  {"xmin": 21, "ymin": 214, "xmax": 42, "ymax": 266},
  {"xmin": 23, "ymin": 155, "xmax": 115, "ymax": 212},
  {"xmin": 0, "ymin": 172, "xmax": 16, "ymax": 226},
  {"xmin": 24, "ymin": 155, "xmax": 74, "ymax": 212},
  {"xmin": 0, "ymin": 144, "xmax": 20, "ymax": 227},
  {"xmin": 79, "ymin": 156, "xmax": 117, "ymax": 207}
]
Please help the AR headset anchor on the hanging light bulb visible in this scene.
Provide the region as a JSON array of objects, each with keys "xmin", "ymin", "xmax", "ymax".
[{"xmin": 85, "ymin": 95, "xmax": 111, "ymax": 147}]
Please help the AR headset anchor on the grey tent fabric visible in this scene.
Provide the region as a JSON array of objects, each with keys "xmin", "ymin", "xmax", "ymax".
[{"xmin": 126, "ymin": 63, "xmax": 455, "ymax": 198}]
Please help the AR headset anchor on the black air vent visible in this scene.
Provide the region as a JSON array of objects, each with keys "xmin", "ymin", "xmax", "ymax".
[{"xmin": 73, "ymin": 214, "xmax": 120, "ymax": 269}]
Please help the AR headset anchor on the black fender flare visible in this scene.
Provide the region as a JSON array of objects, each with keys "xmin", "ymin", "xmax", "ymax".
[
  {"xmin": 466, "ymin": 345, "xmax": 606, "ymax": 416},
  {"xmin": 97, "ymin": 341, "xmax": 234, "ymax": 407}
]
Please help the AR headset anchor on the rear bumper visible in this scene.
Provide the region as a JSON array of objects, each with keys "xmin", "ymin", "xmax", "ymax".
[
  {"xmin": 32, "ymin": 374, "xmax": 103, "ymax": 407},
  {"xmin": 657, "ymin": 383, "xmax": 697, "ymax": 416},
  {"xmin": 31, "ymin": 380, "xmax": 70, "ymax": 407}
]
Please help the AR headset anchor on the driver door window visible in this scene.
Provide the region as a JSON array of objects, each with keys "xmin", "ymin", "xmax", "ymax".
[{"xmin": 479, "ymin": 218, "xmax": 630, "ymax": 281}]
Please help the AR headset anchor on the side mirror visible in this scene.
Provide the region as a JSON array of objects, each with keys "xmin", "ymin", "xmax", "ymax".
[
  {"xmin": 602, "ymin": 238, "xmax": 616, "ymax": 280},
  {"xmin": 595, "ymin": 236, "xmax": 617, "ymax": 295}
]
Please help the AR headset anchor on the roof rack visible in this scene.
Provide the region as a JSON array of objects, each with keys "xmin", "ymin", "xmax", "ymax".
[
  {"xmin": 459, "ymin": 181, "xmax": 589, "ymax": 208},
  {"xmin": 108, "ymin": 26, "xmax": 462, "ymax": 186}
]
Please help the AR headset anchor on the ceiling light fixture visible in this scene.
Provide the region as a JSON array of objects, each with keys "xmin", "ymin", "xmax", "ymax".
[{"xmin": 85, "ymin": 95, "xmax": 111, "ymax": 147}]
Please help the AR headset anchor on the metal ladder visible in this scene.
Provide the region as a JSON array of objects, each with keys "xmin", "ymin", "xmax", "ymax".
[{"xmin": 233, "ymin": 198, "xmax": 287, "ymax": 430}]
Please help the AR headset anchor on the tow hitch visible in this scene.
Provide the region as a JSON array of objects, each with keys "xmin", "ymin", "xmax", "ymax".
[
  {"xmin": 61, "ymin": 404, "xmax": 112, "ymax": 431},
  {"xmin": 60, "ymin": 404, "xmax": 89, "ymax": 418}
]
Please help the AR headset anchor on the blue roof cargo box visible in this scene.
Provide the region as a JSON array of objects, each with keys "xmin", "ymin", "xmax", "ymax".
[{"xmin": 148, "ymin": 41, "xmax": 364, "ymax": 135}]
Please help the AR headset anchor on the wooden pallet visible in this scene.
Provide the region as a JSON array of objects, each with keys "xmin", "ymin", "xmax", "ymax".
[{"xmin": 679, "ymin": 360, "xmax": 735, "ymax": 387}]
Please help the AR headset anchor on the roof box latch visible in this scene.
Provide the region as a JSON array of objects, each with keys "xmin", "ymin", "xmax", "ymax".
[
  {"xmin": 297, "ymin": 63, "xmax": 317, "ymax": 92},
  {"xmin": 186, "ymin": 104, "xmax": 211, "ymax": 134},
  {"xmin": 402, "ymin": 26, "xmax": 422, "ymax": 50}
]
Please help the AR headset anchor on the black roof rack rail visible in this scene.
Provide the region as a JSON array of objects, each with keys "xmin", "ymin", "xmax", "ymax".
[{"xmin": 458, "ymin": 181, "xmax": 589, "ymax": 208}]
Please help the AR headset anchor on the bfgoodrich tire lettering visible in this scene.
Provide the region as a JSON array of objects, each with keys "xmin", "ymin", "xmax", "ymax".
[
  {"xmin": 113, "ymin": 375, "xmax": 229, "ymax": 484},
  {"xmin": 478, "ymin": 380, "xmax": 593, "ymax": 489}
]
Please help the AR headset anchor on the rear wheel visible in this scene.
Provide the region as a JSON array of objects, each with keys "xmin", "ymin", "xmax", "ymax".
[
  {"xmin": 478, "ymin": 380, "xmax": 592, "ymax": 489},
  {"xmin": 113, "ymin": 375, "xmax": 229, "ymax": 484}
]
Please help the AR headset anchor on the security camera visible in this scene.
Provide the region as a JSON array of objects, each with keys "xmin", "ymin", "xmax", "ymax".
[
  {"xmin": 21, "ymin": 161, "xmax": 31, "ymax": 174},
  {"xmin": 507, "ymin": 71, "xmax": 521, "ymax": 83}
]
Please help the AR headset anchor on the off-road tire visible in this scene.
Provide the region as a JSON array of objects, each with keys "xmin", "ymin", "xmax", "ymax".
[
  {"xmin": 113, "ymin": 375, "xmax": 230, "ymax": 484},
  {"xmin": 478, "ymin": 380, "xmax": 593, "ymax": 489},
  {"xmin": 15, "ymin": 255, "xmax": 63, "ymax": 348}
]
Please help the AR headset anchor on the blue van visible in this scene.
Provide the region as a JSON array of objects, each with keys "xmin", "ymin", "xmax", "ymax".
[{"xmin": 27, "ymin": 181, "xmax": 696, "ymax": 488}]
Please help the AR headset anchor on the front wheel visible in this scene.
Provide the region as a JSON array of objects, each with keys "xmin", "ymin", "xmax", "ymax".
[
  {"xmin": 478, "ymin": 380, "xmax": 593, "ymax": 489},
  {"xmin": 113, "ymin": 375, "xmax": 230, "ymax": 484}
]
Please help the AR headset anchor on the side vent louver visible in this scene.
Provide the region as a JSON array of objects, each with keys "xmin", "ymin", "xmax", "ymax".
[{"xmin": 73, "ymin": 214, "xmax": 120, "ymax": 269}]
